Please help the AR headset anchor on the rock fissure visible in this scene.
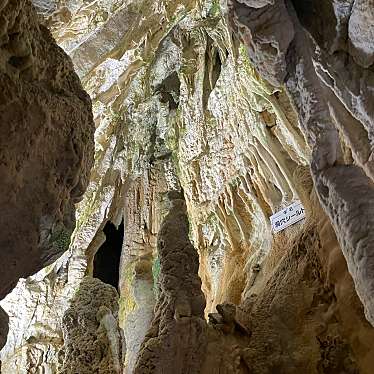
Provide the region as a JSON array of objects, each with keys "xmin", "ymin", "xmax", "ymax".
[{"xmin": 93, "ymin": 220, "xmax": 124, "ymax": 290}]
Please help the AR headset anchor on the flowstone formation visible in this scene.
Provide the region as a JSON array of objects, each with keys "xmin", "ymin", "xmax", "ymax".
[
  {"xmin": 229, "ymin": 0, "xmax": 374, "ymax": 326},
  {"xmin": 1, "ymin": 0, "xmax": 374, "ymax": 373}
]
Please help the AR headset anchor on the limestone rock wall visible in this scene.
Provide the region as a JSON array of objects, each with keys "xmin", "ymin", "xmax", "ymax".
[
  {"xmin": 119, "ymin": 164, "xmax": 172, "ymax": 374},
  {"xmin": 0, "ymin": 0, "xmax": 94, "ymax": 299},
  {"xmin": 1, "ymin": 0, "xmax": 374, "ymax": 373},
  {"xmin": 229, "ymin": 0, "xmax": 374, "ymax": 326},
  {"xmin": 0, "ymin": 0, "xmax": 94, "ymax": 364}
]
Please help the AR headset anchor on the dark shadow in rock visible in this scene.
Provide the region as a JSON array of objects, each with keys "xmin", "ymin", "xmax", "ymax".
[
  {"xmin": 156, "ymin": 71, "xmax": 181, "ymax": 109},
  {"xmin": 93, "ymin": 220, "xmax": 124, "ymax": 290}
]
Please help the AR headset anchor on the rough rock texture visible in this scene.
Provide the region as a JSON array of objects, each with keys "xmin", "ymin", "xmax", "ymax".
[
  {"xmin": 119, "ymin": 165, "xmax": 170, "ymax": 373},
  {"xmin": 229, "ymin": 0, "xmax": 374, "ymax": 326},
  {"xmin": 0, "ymin": 192, "xmax": 123, "ymax": 373},
  {"xmin": 2, "ymin": 0, "xmax": 374, "ymax": 373},
  {"xmin": 59, "ymin": 277, "xmax": 125, "ymax": 374},
  {"xmin": 134, "ymin": 192, "xmax": 207, "ymax": 373},
  {"xmin": 0, "ymin": 0, "xmax": 94, "ymax": 300},
  {"xmin": 0, "ymin": 0, "xmax": 94, "ymax": 360}
]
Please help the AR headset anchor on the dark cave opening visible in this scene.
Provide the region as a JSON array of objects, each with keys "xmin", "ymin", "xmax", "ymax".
[
  {"xmin": 93, "ymin": 220, "xmax": 124, "ymax": 290},
  {"xmin": 289, "ymin": 0, "xmax": 336, "ymax": 47},
  {"xmin": 156, "ymin": 71, "xmax": 181, "ymax": 109}
]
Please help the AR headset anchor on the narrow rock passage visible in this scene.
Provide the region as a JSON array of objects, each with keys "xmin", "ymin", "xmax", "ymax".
[{"xmin": 93, "ymin": 220, "xmax": 124, "ymax": 290}]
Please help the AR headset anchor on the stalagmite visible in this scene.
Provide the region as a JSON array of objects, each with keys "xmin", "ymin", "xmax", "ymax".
[{"xmin": 134, "ymin": 191, "xmax": 207, "ymax": 373}]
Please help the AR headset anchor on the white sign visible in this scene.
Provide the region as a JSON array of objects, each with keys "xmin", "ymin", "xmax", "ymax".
[{"xmin": 270, "ymin": 201, "xmax": 305, "ymax": 233}]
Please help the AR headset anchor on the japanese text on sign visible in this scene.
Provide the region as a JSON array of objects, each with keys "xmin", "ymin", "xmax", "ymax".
[{"xmin": 270, "ymin": 201, "xmax": 305, "ymax": 232}]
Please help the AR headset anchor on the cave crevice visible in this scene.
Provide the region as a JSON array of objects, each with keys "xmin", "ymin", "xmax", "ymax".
[{"xmin": 93, "ymin": 220, "xmax": 124, "ymax": 290}]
